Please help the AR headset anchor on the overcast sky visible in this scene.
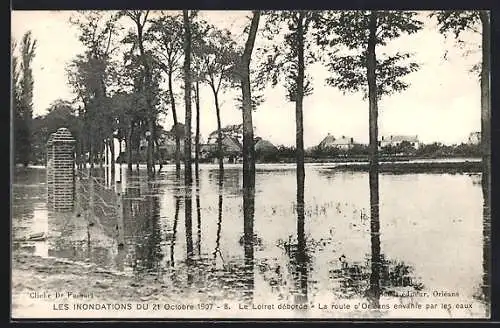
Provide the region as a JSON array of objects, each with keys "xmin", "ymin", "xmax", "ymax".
[{"xmin": 11, "ymin": 10, "xmax": 482, "ymax": 147}]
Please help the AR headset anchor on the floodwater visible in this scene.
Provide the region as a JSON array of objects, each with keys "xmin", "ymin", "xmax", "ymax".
[{"xmin": 11, "ymin": 163, "xmax": 489, "ymax": 318}]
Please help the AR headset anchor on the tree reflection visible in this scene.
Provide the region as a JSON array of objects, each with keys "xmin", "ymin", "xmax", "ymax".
[
  {"xmin": 123, "ymin": 170, "xmax": 164, "ymax": 277},
  {"xmin": 292, "ymin": 179, "xmax": 308, "ymax": 306},
  {"xmin": 132, "ymin": 180, "xmax": 163, "ymax": 276},
  {"xmin": 213, "ymin": 170, "xmax": 224, "ymax": 265},
  {"xmin": 195, "ymin": 172, "xmax": 202, "ymax": 257},
  {"xmin": 368, "ymin": 136, "xmax": 381, "ymax": 307},
  {"xmin": 329, "ymin": 169, "xmax": 423, "ymax": 306},
  {"xmin": 330, "ymin": 252, "xmax": 423, "ymax": 300},
  {"xmin": 185, "ymin": 178, "xmax": 194, "ymax": 284},
  {"xmin": 242, "ymin": 168, "xmax": 255, "ymax": 304},
  {"xmin": 482, "ymin": 176, "xmax": 491, "ymax": 316},
  {"xmin": 170, "ymin": 195, "xmax": 180, "ymax": 267},
  {"xmin": 294, "ymin": 132, "xmax": 307, "ymax": 306}
]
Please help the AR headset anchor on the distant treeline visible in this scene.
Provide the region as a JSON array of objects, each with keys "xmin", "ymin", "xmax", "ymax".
[{"xmin": 272, "ymin": 142, "xmax": 481, "ymax": 163}]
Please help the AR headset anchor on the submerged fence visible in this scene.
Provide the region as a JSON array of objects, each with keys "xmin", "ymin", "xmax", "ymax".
[{"xmin": 75, "ymin": 169, "xmax": 125, "ymax": 247}]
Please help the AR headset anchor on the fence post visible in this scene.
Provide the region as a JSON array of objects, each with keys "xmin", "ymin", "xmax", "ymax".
[
  {"xmin": 116, "ymin": 180, "xmax": 125, "ymax": 248},
  {"xmin": 89, "ymin": 172, "xmax": 94, "ymax": 225},
  {"xmin": 46, "ymin": 128, "xmax": 76, "ymax": 212}
]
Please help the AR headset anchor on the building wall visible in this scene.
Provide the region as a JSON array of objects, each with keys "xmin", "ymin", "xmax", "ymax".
[
  {"xmin": 380, "ymin": 139, "xmax": 420, "ymax": 149},
  {"xmin": 468, "ymin": 132, "xmax": 480, "ymax": 145}
]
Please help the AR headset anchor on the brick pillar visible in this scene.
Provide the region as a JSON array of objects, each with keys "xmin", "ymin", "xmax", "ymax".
[{"xmin": 46, "ymin": 128, "xmax": 76, "ymax": 212}]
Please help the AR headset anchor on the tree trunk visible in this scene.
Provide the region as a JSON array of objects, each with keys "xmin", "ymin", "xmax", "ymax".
[
  {"xmin": 295, "ymin": 12, "xmax": 306, "ymax": 232},
  {"xmin": 99, "ymin": 141, "xmax": 104, "ymax": 167},
  {"xmin": 241, "ymin": 12, "xmax": 260, "ymax": 263},
  {"xmin": 110, "ymin": 136, "xmax": 115, "ymax": 176},
  {"xmin": 195, "ymin": 80, "xmax": 201, "ymax": 180},
  {"xmin": 168, "ymin": 71, "xmax": 181, "ymax": 173},
  {"xmin": 127, "ymin": 122, "xmax": 133, "ymax": 171},
  {"xmin": 184, "ymin": 10, "xmax": 194, "ymax": 266},
  {"xmin": 118, "ymin": 137, "xmax": 122, "ymax": 166},
  {"xmin": 183, "ymin": 10, "xmax": 193, "ymax": 186},
  {"xmin": 105, "ymin": 139, "xmax": 109, "ymax": 167},
  {"xmin": 480, "ymin": 10, "xmax": 491, "ymax": 311},
  {"xmin": 367, "ymin": 10, "xmax": 381, "ymax": 306},
  {"xmin": 136, "ymin": 139, "xmax": 140, "ymax": 171},
  {"xmin": 135, "ymin": 16, "xmax": 154, "ymax": 177},
  {"xmin": 147, "ymin": 118, "xmax": 155, "ymax": 176},
  {"xmin": 89, "ymin": 142, "xmax": 94, "ymax": 168},
  {"xmin": 154, "ymin": 136, "xmax": 162, "ymax": 172},
  {"xmin": 480, "ymin": 11, "xmax": 491, "ymax": 199},
  {"xmin": 214, "ymin": 91, "xmax": 224, "ymax": 173},
  {"xmin": 241, "ymin": 11, "xmax": 260, "ymax": 193}
]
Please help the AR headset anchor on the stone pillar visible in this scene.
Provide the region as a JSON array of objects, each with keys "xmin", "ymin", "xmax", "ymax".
[{"xmin": 46, "ymin": 128, "xmax": 76, "ymax": 212}]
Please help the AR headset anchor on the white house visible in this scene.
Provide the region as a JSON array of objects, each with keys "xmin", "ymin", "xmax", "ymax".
[
  {"xmin": 318, "ymin": 134, "xmax": 355, "ymax": 150},
  {"xmin": 379, "ymin": 135, "xmax": 420, "ymax": 149}
]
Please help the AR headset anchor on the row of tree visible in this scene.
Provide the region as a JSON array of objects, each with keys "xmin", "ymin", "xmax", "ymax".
[{"xmin": 12, "ymin": 10, "xmax": 490, "ymax": 194}]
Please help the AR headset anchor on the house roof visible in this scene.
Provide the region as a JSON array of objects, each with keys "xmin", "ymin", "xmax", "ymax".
[
  {"xmin": 319, "ymin": 134, "xmax": 336, "ymax": 147},
  {"xmin": 319, "ymin": 134, "xmax": 353, "ymax": 147},
  {"xmin": 331, "ymin": 137, "xmax": 353, "ymax": 145},
  {"xmin": 223, "ymin": 136, "xmax": 243, "ymax": 152},
  {"xmin": 209, "ymin": 124, "xmax": 243, "ymax": 139},
  {"xmin": 255, "ymin": 139, "xmax": 277, "ymax": 152}
]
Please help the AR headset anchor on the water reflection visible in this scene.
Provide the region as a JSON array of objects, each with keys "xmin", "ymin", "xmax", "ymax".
[
  {"xmin": 213, "ymin": 173, "xmax": 224, "ymax": 267},
  {"xmin": 170, "ymin": 195, "xmax": 180, "ymax": 267},
  {"xmin": 132, "ymin": 182, "xmax": 163, "ymax": 276},
  {"xmin": 242, "ymin": 168, "xmax": 255, "ymax": 304},
  {"xmin": 330, "ymin": 253, "xmax": 423, "ymax": 299},
  {"xmin": 196, "ymin": 174, "xmax": 202, "ymax": 257},
  {"xmin": 12, "ymin": 165, "xmax": 488, "ymax": 316},
  {"xmin": 482, "ymin": 177, "xmax": 490, "ymax": 316},
  {"xmin": 185, "ymin": 175, "xmax": 194, "ymax": 284},
  {"xmin": 368, "ymin": 154, "xmax": 381, "ymax": 308}
]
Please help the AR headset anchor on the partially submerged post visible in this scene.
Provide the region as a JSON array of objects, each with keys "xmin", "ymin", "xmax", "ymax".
[{"xmin": 46, "ymin": 128, "xmax": 76, "ymax": 212}]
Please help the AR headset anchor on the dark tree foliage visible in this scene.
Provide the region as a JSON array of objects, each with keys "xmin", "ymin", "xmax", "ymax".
[
  {"xmin": 258, "ymin": 11, "xmax": 322, "ymax": 102},
  {"xmin": 316, "ymin": 11, "xmax": 422, "ymax": 99},
  {"xmin": 13, "ymin": 32, "xmax": 37, "ymax": 166}
]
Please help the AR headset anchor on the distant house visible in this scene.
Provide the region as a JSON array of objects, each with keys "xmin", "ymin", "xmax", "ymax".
[
  {"xmin": 202, "ymin": 134, "xmax": 243, "ymax": 163},
  {"xmin": 379, "ymin": 135, "xmax": 420, "ymax": 149},
  {"xmin": 255, "ymin": 137, "xmax": 278, "ymax": 161},
  {"xmin": 157, "ymin": 123, "xmax": 197, "ymax": 160},
  {"xmin": 318, "ymin": 134, "xmax": 355, "ymax": 150},
  {"xmin": 221, "ymin": 135, "xmax": 243, "ymax": 155},
  {"xmin": 468, "ymin": 132, "xmax": 481, "ymax": 145}
]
